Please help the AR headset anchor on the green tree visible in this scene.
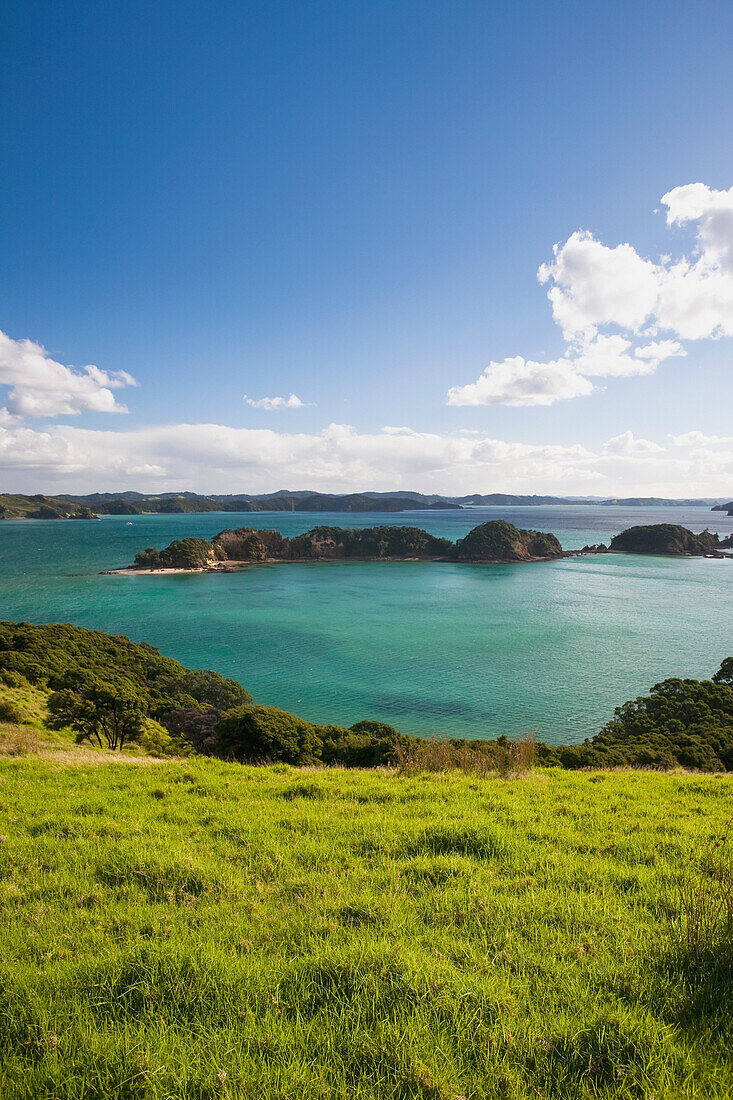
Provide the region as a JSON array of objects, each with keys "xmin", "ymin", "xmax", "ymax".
[
  {"xmin": 47, "ymin": 673, "xmax": 146, "ymax": 751},
  {"xmin": 713, "ymin": 657, "xmax": 733, "ymax": 687},
  {"xmin": 215, "ymin": 704, "xmax": 322, "ymax": 764}
]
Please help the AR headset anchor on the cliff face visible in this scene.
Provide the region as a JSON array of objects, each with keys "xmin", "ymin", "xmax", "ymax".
[
  {"xmin": 453, "ymin": 521, "xmax": 563, "ymax": 562},
  {"xmin": 609, "ymin": 525, "xmax": 724, "ymax": 555}
]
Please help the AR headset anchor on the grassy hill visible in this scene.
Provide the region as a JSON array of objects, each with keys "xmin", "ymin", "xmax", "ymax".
[{"xmin": 0, "ymin": 722, "xmax": 731, "ymax": 1098}]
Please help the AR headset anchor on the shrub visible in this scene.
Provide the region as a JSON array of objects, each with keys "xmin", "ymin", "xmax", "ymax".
[
  {"xmin": 159, "ymin": 707, "xmax": 221, "ymax": 753},
  {"xmin": 0, "ymin": 699, "xmax": 24, "ymax": 724},
  {"xmin": 215, "ymin": 705, "xmax": 322, "ymax": 764},
  {"xmin": 713, "ymin": 657, "xmax": 733, "ymax": 687},
  {"xmin": 134, "ymin": 538, "xmax": 213, "ymax": 569}
]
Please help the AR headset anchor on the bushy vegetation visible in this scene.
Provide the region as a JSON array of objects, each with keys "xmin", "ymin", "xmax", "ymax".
[
  {"xmin": 133, "ymin": 537, "xmax": 215, "ymax": 569},
  {"xmin": 546, "ymin": 670, "xmax": 733, "ymax": 772},
  {"xmin": 1, "ymin": 756, "xmax": 731, "ymax": 1098},
  {"xmin": 0, "ymin": 493, "xmax": 97, "ymax": 520},
  {"xmin": 129, "ymin": 520, "xmax": 561, "ymax": 569},
  {"xmin": 454, "ymin": 520, "xmax": 563, "ymax": 561},
  {"xmin": 0, "ymin": 622, "xmax": 250, "ymax": 754},
  {"xmin": 609, "ymin": 524, "xmax": 732, "ymax": 555},
  {"xmin": 0, "ymin": 622, "xmax": 732, "ymax": 771}
]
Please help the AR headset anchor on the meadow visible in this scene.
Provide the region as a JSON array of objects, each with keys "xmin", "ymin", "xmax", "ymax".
[{"xmin": 1, "ymin": 720, "xmax": 732, "ymax": 1099}]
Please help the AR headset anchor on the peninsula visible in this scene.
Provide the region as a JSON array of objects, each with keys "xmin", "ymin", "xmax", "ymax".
[{"xmin": 115, "ymin": 521, "xmax": 733, "ymax": 574}]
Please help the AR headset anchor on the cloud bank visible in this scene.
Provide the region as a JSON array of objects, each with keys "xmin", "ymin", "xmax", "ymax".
[
  {"xmin": 0, "ymin": 419, "xmax": 731, "ymax": 497},
  {"xmin": 448, "ymin": 182, "xmax": 733, "ymax": 407}
]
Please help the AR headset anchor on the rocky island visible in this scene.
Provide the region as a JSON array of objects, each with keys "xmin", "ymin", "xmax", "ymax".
[
  {"xmin": 117, "ymin": 520, "xmax": 565, "ymax": 572},
  {"xmin": 110, "ymin": 521, "xmax": 733, "ymax": 574},
  {"xmin": 609, "ymin": 524, "xmax": 733, "ymax": 556}
]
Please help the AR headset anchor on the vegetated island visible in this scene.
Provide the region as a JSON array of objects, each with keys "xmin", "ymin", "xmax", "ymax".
[
  {"xmin": 608, "ymin": 524, "xmax": 733, "ymax": 556},
  {"xmin": 113, "ymin": 520, "xmax": 733, "ymax": 574},
  {"xmin": 114, "ymin": 520, "xmax": 566, "ymax": 573}
]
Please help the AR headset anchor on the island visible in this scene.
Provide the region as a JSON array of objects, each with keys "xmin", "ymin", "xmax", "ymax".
[
  {"xmin": 114, "ymin": 520, "xmax": 566, "ymax": 572},
  {"xmin": 609, "ymin": 524, "xmax": 733, "ymax": 556},
  {"xmin": 112, "ymin": 520, "xmax": 733, "ymax": 574}
]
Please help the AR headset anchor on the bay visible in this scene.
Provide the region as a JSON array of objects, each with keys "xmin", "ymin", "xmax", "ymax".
[{"xmin": 1, "ymin": 504, "xmax": 731, "ymax": 743}]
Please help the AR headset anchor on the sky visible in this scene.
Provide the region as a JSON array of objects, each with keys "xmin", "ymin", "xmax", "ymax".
[{"xmin": 1, "ymin": 0, "xmax": 732, "ymax": 496}]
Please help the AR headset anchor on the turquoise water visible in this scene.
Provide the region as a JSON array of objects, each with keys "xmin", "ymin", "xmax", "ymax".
[{"xmin": 1, "ymin": 505, "xmax": 732, "ymax": 742}]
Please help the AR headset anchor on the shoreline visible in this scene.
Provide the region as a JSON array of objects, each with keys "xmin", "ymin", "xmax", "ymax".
[
  {"xmin": 102, "ymin": 550, "xmax": 588, "ymax": 575},
  {"xmin": 101, "ymin": 546, "xmax": 733, "ymax": 576}
]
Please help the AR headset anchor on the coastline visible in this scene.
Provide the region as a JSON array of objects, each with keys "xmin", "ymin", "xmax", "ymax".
[
  {"xmin": 102, "ymin": 546, "xmax": 733, "ymax": 576},
  {"xmin": 102, "ymin": 551, "xmax": 580, "ymax": 575}
]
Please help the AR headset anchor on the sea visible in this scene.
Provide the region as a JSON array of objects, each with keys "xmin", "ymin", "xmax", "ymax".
[{"xmin": 1, "ymin": 505, "xmax": 731, "ymax": 744}]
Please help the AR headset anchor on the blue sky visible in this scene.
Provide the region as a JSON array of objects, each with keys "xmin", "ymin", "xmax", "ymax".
[{"xmin": 1, "ymin": 0, "xmax": 732, "ymax": 494}]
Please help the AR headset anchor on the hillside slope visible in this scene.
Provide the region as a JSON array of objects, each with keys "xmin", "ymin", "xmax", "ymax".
[{"xmin": 0, "ymin": 757, "xmax": 731, "ymax": 1099}]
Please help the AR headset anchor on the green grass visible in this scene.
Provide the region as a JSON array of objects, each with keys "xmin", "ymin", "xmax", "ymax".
[{"xmin": 0, "ymin": 753, "xmax": 731, "ymax": 1099}]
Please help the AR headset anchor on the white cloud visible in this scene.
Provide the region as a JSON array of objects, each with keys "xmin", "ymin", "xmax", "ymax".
[
  {"xmin": 634, "ymin": 339, "xmax": 686, "ymax": 362},
  {"xmin": 538, "ymin": 231, "xmax": 659, "ymax": 338},
  {"xmin": 446, "ymin": 355, "xmax": 593, "ymax": 407},
  {"xmin": 670, "ymin": 430, "xmax": 733, "ymax": 448},
  {"xmin": 0, "ymin": 419, "xmax": 731, "ymax": 497},
  {"xmin": 449, "ymin": 182, "xmax": 733, "ymax": 408},
  {"xmin": 0, "ymin": 330, "xmax": 136, "ymax": 417},
  {"xmin": 663, "ymin": 183, "xmax": 733, "ymax": 271},
  {"xmin": 541, "ymin": 184, "xmax": 733, "ymax": 342},
  {"xmin": 243, "ymin": 393, "xmax": 309, "ymax": 410},
  {"xmin": 602, "ymin": 430, "xmax": 663, "ymax": 455}
]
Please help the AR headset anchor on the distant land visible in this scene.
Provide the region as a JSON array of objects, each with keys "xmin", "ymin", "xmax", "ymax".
[{"xmin": 0, "ymin": 490, "xmax": 730, "ymax": 519}]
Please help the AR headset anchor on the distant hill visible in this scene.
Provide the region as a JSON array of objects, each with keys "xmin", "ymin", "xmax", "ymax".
[
  {"xmin": 0, "ymin": 489, "xmax": 729, "ymax": 519},
  {"xmin": 0, "ymin": 494, "xmax": 96, "ymax": 520}
]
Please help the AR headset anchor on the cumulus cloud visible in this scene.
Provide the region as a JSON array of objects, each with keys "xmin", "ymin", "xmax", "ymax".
[
  {"xmin": 448, "ymin": 182, "xmax": 732, "ymax": 407},
  {"xmin": 447, "ymin": 356, "xmax": 593, "ymax": 407},
  {"xmin": 0, "ymin": 330, "xmax": 136, "ymax": 417},
  {"xmin": 0, "ymin": 419, "xmax": 731, "ymax": 497},
  {"xmin": 243, "ymin": 393, "xmax": 309, "ymax": 410},
  {"xmin": 602, "ymin": 430, "xmax": 663, "ymax": 455}
]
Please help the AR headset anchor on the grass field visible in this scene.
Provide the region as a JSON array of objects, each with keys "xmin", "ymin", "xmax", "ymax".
[{"xmin": 1, "ymin": 737, "xmax": 732, "ymax": 1099}]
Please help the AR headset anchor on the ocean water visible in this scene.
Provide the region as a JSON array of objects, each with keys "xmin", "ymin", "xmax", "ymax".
[{"xmin": 1, "ymin": 505, "xmax": 731, "ymax": 743}]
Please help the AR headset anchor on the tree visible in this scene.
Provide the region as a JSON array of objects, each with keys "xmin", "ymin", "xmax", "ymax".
[
  {"xmin": 713, "ymin": 657, "xmax": 733, "ymax": 687},
  {"xmin": 215, "ymin": 704, "xmax": 322, "ymax": 764},
  {"xmin": 47, "ymin": 673, "xmax": 146, "ymax": 751}
]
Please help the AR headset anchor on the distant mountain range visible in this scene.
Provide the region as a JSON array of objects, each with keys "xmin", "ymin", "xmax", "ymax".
[{"xmin": 0, "ymin": 490, "xmax": 728, "ymax": 519}]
